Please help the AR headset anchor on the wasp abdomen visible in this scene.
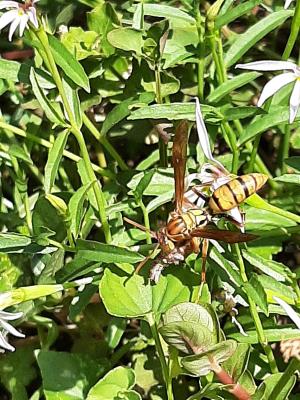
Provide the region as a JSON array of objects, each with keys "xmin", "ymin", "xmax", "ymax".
[{"xmin": 209, "ymin": 173, "xmax": 268, "ymax": 213}]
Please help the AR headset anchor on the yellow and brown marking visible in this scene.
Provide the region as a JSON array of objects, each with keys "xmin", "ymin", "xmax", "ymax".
[{"xmin": 209, "ymin": 173, "xmax": 268, "ymax": 213}]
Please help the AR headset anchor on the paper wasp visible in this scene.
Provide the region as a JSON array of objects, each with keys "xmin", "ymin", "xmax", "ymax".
[{"xmin": 125, "ymin": 120, "xmax": 266, "ymax": 282}]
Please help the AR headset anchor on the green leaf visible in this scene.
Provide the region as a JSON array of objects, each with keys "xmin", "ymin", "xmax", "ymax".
[
  {"xmin": 9, "ymin": 144, "xmax": 33, "ymax": 164},
  {"xmin": 32, "ymin": 195, "xmax": 68, "ymax": 242},
  {"xmin": 87, "ymin": 3, "xmax": 120, "ymax": 57},
  {"xmin": 215, "ymin": 0, "xmax": 262, "ymax": 28},
  {"xmin": 225, "ymin": 10, "xmax": 293, "ymax": 67},
  {"xmin": 140, "ymin": 4, "xmax": 195, "ymax": 24},
  {"xmin": 102, "ymin": 93, "xmax": 154, "ymax": 136},
  {"xmin": 62, "ymin": 77, "xmax": 82, "ymax": 128},
  {"xmin": 36, "ymin": 350, "xmax": 100, "ymax": 400},
  {"xmin": 133, "ymin": 170, "xmax": 155, "ymax": 201},
  {"xmin": 99, "ymin": 264, "xmax": 152, "ymax": 318},
  {"xmin": 87, "ymin": 367, "xmax": 141, "ymax": 400},
  {"xmin": 239, "ymin": 107, "xmax": 300, "ymax": 145},
  {"xmin": 0, "ymin": 346, "xmax": 36, "ymax": 398},
  {"xmin": 77, "ymin": 239, "xmax": 144, "ymax": 264},
  {"xmin": 0, "ymin": 59, "xmax": 55, "ymax": 88},
  {"xmin": 222, "ymin": 343, "xmax": 251, "ymax": 381},
  {"xmin": 285, "ymin": 156, "xmax": 300, "ymax": 171},
  {"xmin": 254, "ymin": 373, "xmax": 296, "ymax": 400},
  {"xmin": 242, "ymin": 250, "xmax": 292, "ymax": 282},
  {"xmin": 244, "ymin": 275, "xmax": 268, "ymax": 315},
  {"xmin": 181, "ymin": 340, "xmax": 237, "ymax": 377},
  {"xmin": 256, "ymin": 274, "xmax": 296, "ymax": 305},
  {"xmin": 207, "ymin": 72, "xmax": 261, "ymax": 103},
  {"xmin": 274, "ymin": 174, "xmax": 300, "ymax": 184},
  {"xmin": 44, "ymin": 130, "xmax": 69, "ymax": 194},
  {"xmin": 160, "ymin": 302, "xmax": 219, "ymax": 353},
  {"xmin": 107, "ymin": 28, "xmax": 144, "ymax": 54},
  {"xmin": 61, "ymin": 27, "xmax": 100, "ymax": 60},
  {"xmin": 228, "ymin": 327, "xmax": 300, "ymax": 343},
  {"xmin": 68, "ymin": 182, "xmax": 94, "ymax": 238},
  {"xmin": 0, "ymin": 233, "xmax": 31, "ymax": 250},
  {"xmin": 128, "ymin": 168, "xmax": 174, "ymax": 196},
  {"xmin": 223, "ymin": 106, "xmax": 265, "ymax": 120},
  {"xmin": 128, "ymin": 103, "xmax": 220, "ymax": 121},
  {"xmin": 30, "ymin": 68, "xmax": 65, "ymax": 126},
  {"xmin": 48, "ymin": 35, "xmax": 90, "ymax": 92}
]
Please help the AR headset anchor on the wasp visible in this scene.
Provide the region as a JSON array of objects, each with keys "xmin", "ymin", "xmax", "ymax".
[{"xmin": 125, "ymin": 120, "xmax": 261, "ymax": 282}]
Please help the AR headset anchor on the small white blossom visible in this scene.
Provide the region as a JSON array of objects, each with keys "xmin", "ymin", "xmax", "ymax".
[
  {"xmin": 0, "ymin": 0, "xmax": 39, "ymax": 41},
  {"xmin": 0, "ymin": 308, "xmax": 24, "ymax": 352},
  {"xmin": 284, "ymin": 0, "xmax": 294, "ymax": 8},
  {"xmin": 235, "ymin": 60, "xmax": 300, "ymax": 123}
]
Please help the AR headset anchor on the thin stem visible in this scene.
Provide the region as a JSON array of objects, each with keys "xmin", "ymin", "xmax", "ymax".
[
  {"xmin": 82, "ymin": 114, "xmax": 128, "ymax": 171},
  {"xmin": 0, "ymin": 121, "xmax": 114, "ymax": 179},
  {"xmin": 221, "ymin": 122, "xmax": 239, "ymax": 173},
  {"xmin": 147, "ymin": 313, "xmax": 174, "ymax": 400},
  {"xmin": 282, "ymin": 0, "xmax": 300, "ymax": 60},
  {"xmin": 34, "ymin": 27, "xmax": 112, "ymax": 243},
  {"xmin": 247, "ymin": 133, "xmax": 261, "ymax": 173},
  {"xmin": 139, "ymin": 201, "xmax": 152, "ymax": 245},
  {"xmin": 233, "ymin": 244, "xmax": 278, "ymax": 373},
  {"xmin": 155, "ymin": 66, "xmax": 168, "ymax": 168},
  {"xmin": 269, "ymin": 358, "xmax": 300, "ymax": 399},
  {"xmin": 195, "ymin": 0, "xmax": 205, "ymax": 100},
  {"xmin": 280, "ymin": 125, "xmax": 291, "ymax": 174}
]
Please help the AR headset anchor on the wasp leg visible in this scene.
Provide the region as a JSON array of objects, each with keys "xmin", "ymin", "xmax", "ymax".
[
  {"xmin": 135, "ymin": 243, "xmax": 160, "ymax": 274},
  {"xmin": 201, "ymin": 238, "xmax": 209, "ymax": 282}
]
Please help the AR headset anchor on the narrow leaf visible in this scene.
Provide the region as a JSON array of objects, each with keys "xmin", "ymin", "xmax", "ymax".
[
  {"xmin": 29, "ymin": 68, "xmax": 65, "ymax": 125},
  {"xmin": 69, "ymin": 182, "xmax": 94, "ymax": 238},
  {"xmin": 77, "ymin": 239, "xmax": 144, "ymax": 264},
  {"xmin": 207, "ymin": 72, "xmax": 261, "ymax": 103},
  {"xmin": 225, "ymin": 10, "xmax": 293, "ymax": 67},
  {"xmin": 48, "ymin": 35, "xmax": 90, "ymax": 92},
  {"xmin": 44, "ymin": 130, "xmax": 69, "ymax": 194},
  {"xmin": 216, "ymin": 0, "xmax": 262, "ymax": 28},
  {"xmin": 62, "ymin": 76, "xmax": 82, "ymax": 128}
]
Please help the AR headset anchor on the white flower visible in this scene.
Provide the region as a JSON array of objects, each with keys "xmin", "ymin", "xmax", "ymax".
[
  {"xmin": 0, "ymin": 308, "xmax": 24, "ymax": 352},
  {"xmin": 0, "ymin": 0, "xmax": 39, "ymax": 41},
  {"xmin": 235, "ymin": 60, "xmax": 300, "ymax": 123},
  {"xmin": 284, "ymin": 0, "xmax": 294, "ymax": 8}
]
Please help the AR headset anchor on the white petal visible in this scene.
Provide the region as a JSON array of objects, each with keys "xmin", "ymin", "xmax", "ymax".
[
  {"xmin": 0, "ymin": 310, "xmax": 23, "ymax": 320},
  {"xmin": 0, "ymin": 331, "xmax": 15, "ymax": 351},
  {"xmin": 289, "ymin": 79, "xmax": 300, "ymax": 123},
  {"xmin": 211, "ymin": 176, "xmax": 231, "ymax": 190},
  {"xmin": 236, "ymin": 60, "xmax": 298, "ymax": 72},
  {"xmin": 227, "ymin": 206, "xmax": 244, "ymax": 230},
  {"xmin": 231, "ymin": 315, "xmax": 248, "ymax": 336},
  {"xmin": 284, "ymin": 0, "xmax": 294, "ymax": 8},
  {"xmin": 28, "ymin": 7, "xmax": 38, "ymax": 28},
  {"xmin": 0, "ymin": 2, "xmax": 18, "ymax": 10},
  {"xmin": 0, "ymin": 8, "xmax": 18, "ymax": 30},
  {"xmin": 257, "ymin": 72, "xmax": 296, "ymax": 107},
  {"xmin": 195, "ymin": 98, "xmax": 227, "ymax": 172},
  {"xmin": 18, "ymin": 12, "xmax": 27, "ymax": 36},
  {"xmin": 0, "ymin": 318, "xmax": 25, "ymax": 337},
  {"xmin": 273, "ymin": 296, "xmax": 300, "ymax": 329},
  {"xmin": 8, "ymin": 13, "xmax": 20, "ymax": 40}
]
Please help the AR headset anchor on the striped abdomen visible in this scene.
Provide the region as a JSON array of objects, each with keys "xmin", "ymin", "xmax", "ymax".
[{"xmin": 208, "ymin": 173, "xmax": 268, "ymax": 213}]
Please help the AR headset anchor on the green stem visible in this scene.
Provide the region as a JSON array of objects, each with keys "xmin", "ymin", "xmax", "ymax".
[
  {"xmin": 282, "ymin": 0, "xmax": 300, "ymax": 60},
  {"xmin": 82, "ymin": 114, "xmax": 128, "ymax": 171},
  {"xmin": 195, "ymin": 0, "xmax": 205, "ymax": 100},
  {"xmin": 248, "ymin": 133, "xmax": 261, "ymax": 173},
  {"xmin": 155, "ymin": 65, "xmax": 168, "ymax": 168},
  {"xmin": 139, "ymin": 201, "xmax": 152, "ymax": 245},
  {"xmin": 34, "ymin": 27, "xmax": 112, "ymax": 243},
  {"xmin": 233, "ymin": 244, "xmax": 278, "ymax": 374},
  {"xmin": 0, "ymin": 121, "xmax": 114, "ymax": 179},
  {"xmin": 270, "ymin": 358, "xmax": 300, "ymax": 400},
  {"xmin": 147, "ymin": 313, "xmax": 174, "ymax": 400},
  {"xmin": 221, "ymin": 122, "xmax": 239, "ymax": 173},
  {"xmin": 279, "ymin": 120, "xmax": 291, "ymax": 175}
]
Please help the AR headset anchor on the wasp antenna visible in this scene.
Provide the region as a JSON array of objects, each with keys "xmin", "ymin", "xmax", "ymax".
[{"xmin": 123, "ymin": 217, "xmax": 157, "ymax": 238}]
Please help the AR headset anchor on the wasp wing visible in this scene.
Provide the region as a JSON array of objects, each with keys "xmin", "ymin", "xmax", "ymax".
[
  {"xmin": 173, "ymin": 120, "xmax": 189, "ymax": 213},
  {"xmin": 190, "ymin": 227, "xmax": 257, "ymax": 243}
]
